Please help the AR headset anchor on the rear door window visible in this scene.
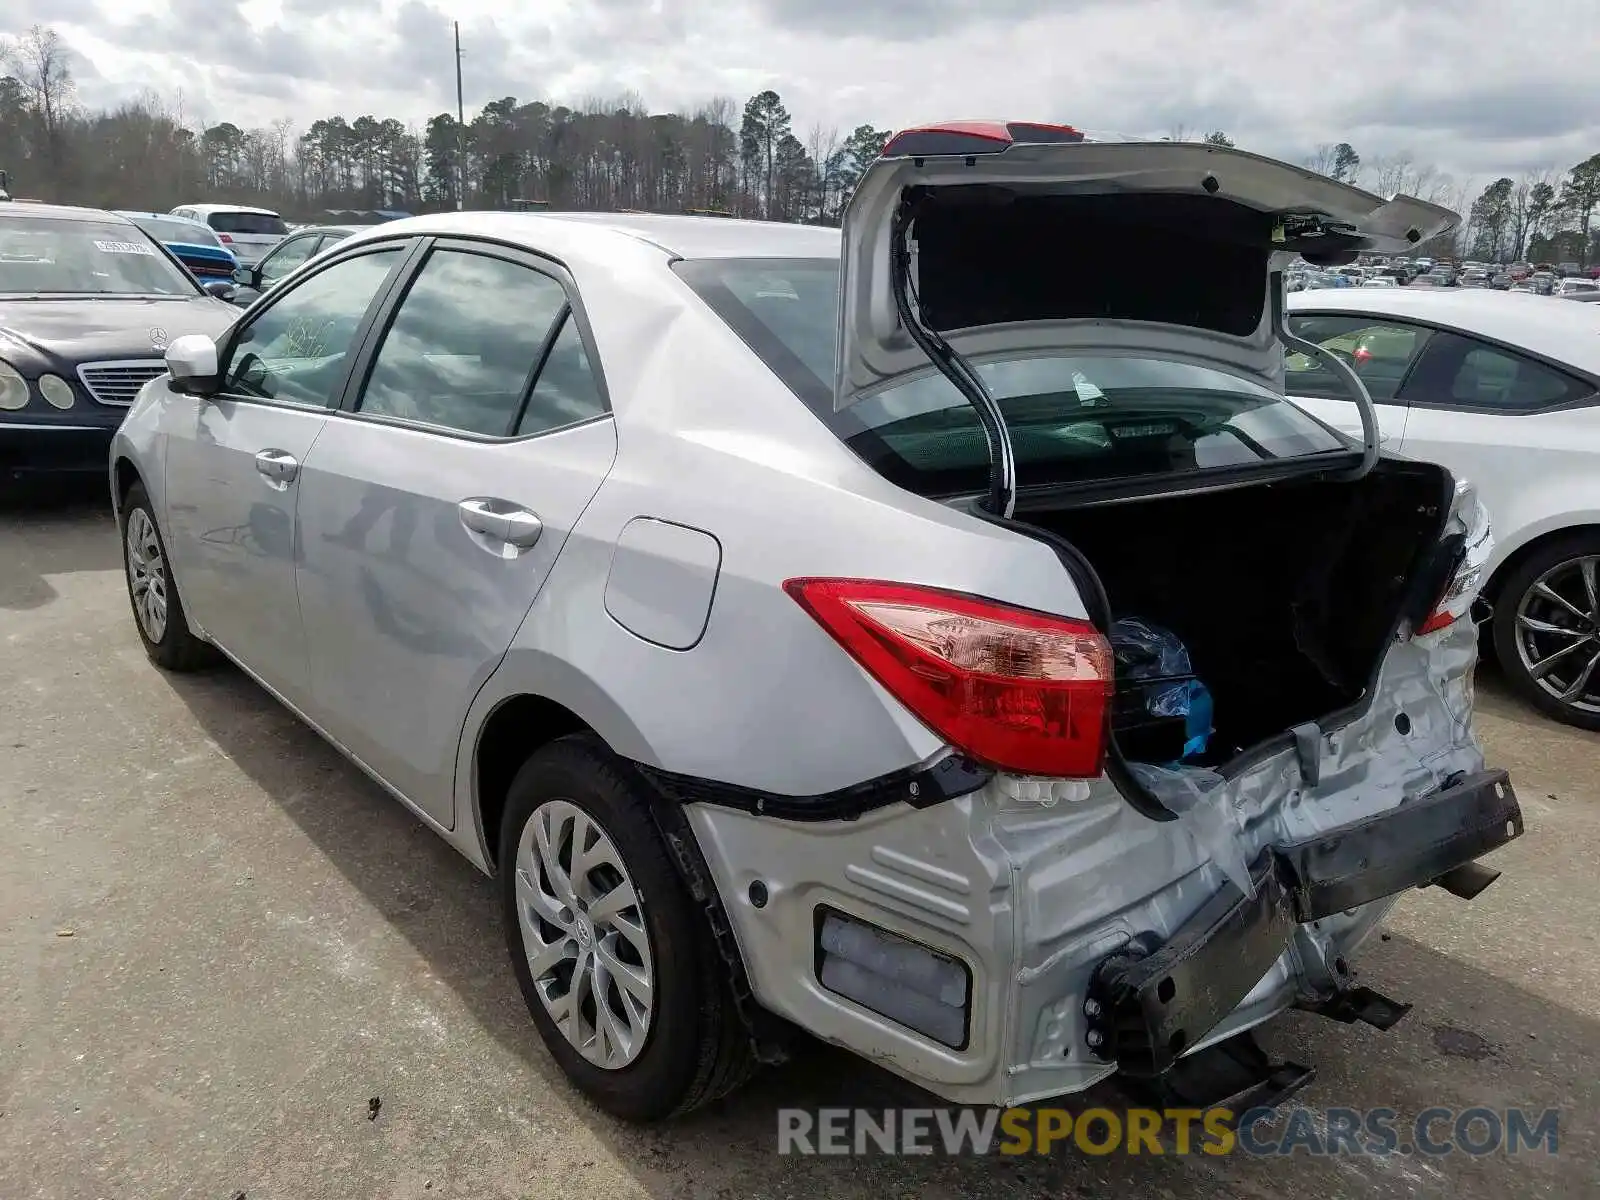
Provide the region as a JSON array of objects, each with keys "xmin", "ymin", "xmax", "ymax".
[
  {"xmin": 515, "ymin": 314, "xmax": 607, "ymax": 435},
  {"xmin": 209, "ymin": 211, "xmax": 290, "ymax": 236},
  {"xmin": 353, "ymin": 246, "xmax": 584, "ymax": 437},
  {"xmin": 1283, "ymin": 314, "xmax": 1431, "ymax": 402},
  {"xmin": 1398, "ymin": 332, "xmax": 1596, "ymax": 413}
]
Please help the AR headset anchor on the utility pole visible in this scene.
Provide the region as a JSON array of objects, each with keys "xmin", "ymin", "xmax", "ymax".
[{"xmin": 454, "ymin": 21, "xmax": 465, "ymax": 211}]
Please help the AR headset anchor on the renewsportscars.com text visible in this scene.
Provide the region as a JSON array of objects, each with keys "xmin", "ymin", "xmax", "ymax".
[{"xmin": 776, "ymin": 1106, "xmax": 1560, "ymax": 1157}]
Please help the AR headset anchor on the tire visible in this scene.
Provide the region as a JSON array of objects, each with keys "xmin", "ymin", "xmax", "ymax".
[
  {"xmin": 1490, "ymin": 531, "xmax": 1600, "ymax": 731},
  {"xmin": 119, "ymin": 482, "xmax": 217, "ymax": 672},
  {"xmin": 498, "ymin": 735, "xmax": 754, "ymax": 1121}
]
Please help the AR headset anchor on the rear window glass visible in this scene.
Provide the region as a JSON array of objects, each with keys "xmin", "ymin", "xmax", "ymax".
[
  {"xmin": 675, "ymin": 257, "xmax": 1350, "ymax": 497},
  {"xmin": 208, "ymin": 211, "xmax": 288, "ymax": 236}
]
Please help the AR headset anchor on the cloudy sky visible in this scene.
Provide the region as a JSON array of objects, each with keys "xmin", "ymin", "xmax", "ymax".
[{"xmin": 7, "ymin": 0, "xmax": 1598, "ymax": 189}]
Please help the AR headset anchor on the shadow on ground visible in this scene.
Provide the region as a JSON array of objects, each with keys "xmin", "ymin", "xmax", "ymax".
[
  {"xmin": 0, "ymin": 479, "xmax": 117, "ymax": 611},
  {"xmin": 158, "ymin": 662, "xmax": 1598, "ymax": 1198}
]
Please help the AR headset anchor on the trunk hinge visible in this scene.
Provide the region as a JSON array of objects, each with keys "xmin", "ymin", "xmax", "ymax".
[
  {"xmin": 888, "ymin": 194, "xmax": 1019, "ymax": 517},
  {"xmin": 1271, "ymin": 273, "xmax": 1380, "ymax": 481}
]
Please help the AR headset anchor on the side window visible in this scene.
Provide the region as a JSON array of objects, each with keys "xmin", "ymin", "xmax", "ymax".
[
  {"xmin": 223, "ymin": 248, "xmax": 401, "ymax": 408},
  {"xmin": 1284, "ymin": 314, "xmax": 1431, "ymax": 402},
  {"xmin": 1399, "ymin": 331, "xmax": 1594, "ymax": 412},
  {"xmin": 356, "ymin": 248, "xmax": 568, "ymax": 436},
  {"xmin": 260, "ymin": 235, "xmax": 319, "ymax": 284},
  {"xmin": 516, "ymin": 313, "xmax": 607, "ymax": 435}
]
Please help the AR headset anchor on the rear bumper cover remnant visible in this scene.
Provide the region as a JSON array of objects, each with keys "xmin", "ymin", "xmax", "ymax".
[{"xmin": 1086, "ymin": 769, "xmax": 1521, "ymax": 1077}]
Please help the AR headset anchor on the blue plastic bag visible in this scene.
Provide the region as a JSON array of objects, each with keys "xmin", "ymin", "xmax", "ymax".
[{"xmin": 1110, "ymin": 617, "xmax": 1214, "ymax": 763}]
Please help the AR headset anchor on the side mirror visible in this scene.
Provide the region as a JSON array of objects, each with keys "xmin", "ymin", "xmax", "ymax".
[
  {"xmin": 202, "ymin": 280, "xmax": 237, "ymax": 301},
  {"xmin": 166, "ymin": 334, "xmax": 221, "ymax": 397},
  {"xmin": 231, "ymin": 264, "xmax": 259, "ymax": 288}
]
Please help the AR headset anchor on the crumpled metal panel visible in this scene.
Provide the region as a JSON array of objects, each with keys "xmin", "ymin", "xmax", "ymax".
[
  {"xmin": 687, "ymin": 520, "xmax": 1490, "ymax": 1108},
  {"xmin": 992, "ymin": 615, "xmax": 1485, "ymax": 1106}
]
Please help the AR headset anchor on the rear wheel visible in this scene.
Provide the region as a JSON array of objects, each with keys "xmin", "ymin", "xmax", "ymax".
[
  {"xmin": 498, "ymin": 735, "xmax": 754, "ymax": 1120},
  {"xmin": 120, "ymin": 483, "xmax": 217, "ymax": 672},
  {"xmin": 1491, "ymin": 532, "xmax": 1600, "ymax": 731}
]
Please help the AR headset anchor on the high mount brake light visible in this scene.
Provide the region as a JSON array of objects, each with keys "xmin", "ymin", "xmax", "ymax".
[
  {"xmin": 785, "ymin": 578, "xmax": 1113, "ymax": 778},
  {"xmin": 882, "ymin": 120, "xmax": 1086, "ymax": 158}
]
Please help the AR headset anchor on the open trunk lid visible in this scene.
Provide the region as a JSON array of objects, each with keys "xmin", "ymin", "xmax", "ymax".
[{"xmin": 836, "ymin": 126, "xmax": 1458, "ymax": 411}]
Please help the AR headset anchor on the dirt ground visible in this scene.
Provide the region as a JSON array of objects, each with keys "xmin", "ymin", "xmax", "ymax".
[{"xmin": 3, "ymin": 492, "xmax": 1597, "ymax": 1199}]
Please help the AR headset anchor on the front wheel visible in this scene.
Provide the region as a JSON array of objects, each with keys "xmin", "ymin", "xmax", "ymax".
[
  {"xmin": 498, "ymin": 735, "xmax": 754, "ymax": 1121},
  {"xmin": 120, "ymin": 483, "xmax": 217, "ymax": 672},
  {"xmin": 1491, "ymin": 532, "xmax": 1600, "ymax": 730}
]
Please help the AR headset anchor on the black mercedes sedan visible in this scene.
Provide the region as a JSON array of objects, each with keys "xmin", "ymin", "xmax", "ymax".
[{"xmin": 0, "ymin": 203, "xmax": 239, "ymax": 482}]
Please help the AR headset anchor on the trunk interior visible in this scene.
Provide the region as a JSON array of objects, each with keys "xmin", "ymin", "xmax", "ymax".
[{"xmin": 1025, "ymin": 460, "xmax": 1457, "ymax": 767}]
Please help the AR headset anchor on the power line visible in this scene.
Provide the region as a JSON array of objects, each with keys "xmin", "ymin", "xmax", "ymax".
[{"xmin": 454, "ymin": 20, "xmax": 465, "ymax": 211}]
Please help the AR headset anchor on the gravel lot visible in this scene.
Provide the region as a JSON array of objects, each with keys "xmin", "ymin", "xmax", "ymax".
[{"xmin": 3, "ymin": 489, "xmax": 1597, "ymax": 1199}]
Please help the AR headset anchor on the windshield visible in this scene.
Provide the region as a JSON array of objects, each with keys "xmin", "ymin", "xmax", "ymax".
[
  {"xmin": 208, "ymin": 211, "xmax": 288, "ymax": 236},
  {"xmin": 675, "ymin": 257, "xmax": 1350, "ymax": 497},
  {"xmin": 0, "ymin": 215, "xmax": 200, "ymax": 296},
  {"xmin": 128, "ymin": 215, "xmax": 222, "ymax": 248}
]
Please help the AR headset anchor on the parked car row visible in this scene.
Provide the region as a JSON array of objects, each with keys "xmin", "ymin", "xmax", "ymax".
[{"xmin": 0, "ymin": 199, "xmax": 377, "ymax": 482}]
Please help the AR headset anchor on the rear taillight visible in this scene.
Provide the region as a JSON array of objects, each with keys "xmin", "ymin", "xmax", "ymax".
[
  {"xmin": 785, "ymin": 578, "xmax": 1114, "ymax": 777},
  {"xmin": 1418, "ymin": 482, "xmax": 1493, "ymax": 635},
  {"xmin": 217, "ymin": 233, "xmax": 233, "ymax": 243}
]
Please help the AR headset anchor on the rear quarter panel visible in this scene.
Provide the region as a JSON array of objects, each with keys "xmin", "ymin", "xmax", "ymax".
[{"xmin": 1397, "ymin": 405, "xmax": 1600, "ymax": 579}]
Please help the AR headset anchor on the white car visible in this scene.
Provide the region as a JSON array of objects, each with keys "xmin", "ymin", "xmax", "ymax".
[
  {"xmin": 1286, "ymin": 288, "xmax": 1600, "ymax": 728},
  {"xmin": 1556, "ymin": 277, "xmax": 1598, "ymax": 297},
  {"xmin": 168, "ymin": 203, "xmax": 289, "ymax": 267},
  {"xmin": 1360, "ymin": 276, "xmax": 1398, "ymax": 288}
]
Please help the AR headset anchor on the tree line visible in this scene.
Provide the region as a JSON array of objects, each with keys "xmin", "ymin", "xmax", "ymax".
[
  {"xmin": 0, "ymin": 26, "xmax": 887, "ymax": 225},
  {"xmin": 2, "ymin": 22, "xmax": 1598, "ymax": 263}
]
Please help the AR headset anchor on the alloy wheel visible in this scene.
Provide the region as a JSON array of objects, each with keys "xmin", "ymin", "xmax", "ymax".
[
  {"xmin": 125, "ymin": 508, "xmax": 169, "ymax": 644},
  {"xmin": 514, "ymin": 798, "xmax": 655, "ymax": 1069},
  {"xmin": 1513, "ymin": 554, "xmax": 1600, "ymax": 717}
]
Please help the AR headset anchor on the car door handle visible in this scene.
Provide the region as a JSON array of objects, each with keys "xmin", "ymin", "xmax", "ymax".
[
  {"xmin": 500, "ymin": 509, "xmax": 544, "ymax": 549},
  {"xmin": 458, "ymin": 498, "xmax": 543, "ymax": 549},
  {"xmin": 255, "ymin": 449, "xmax": 299, "ymax": 483}
]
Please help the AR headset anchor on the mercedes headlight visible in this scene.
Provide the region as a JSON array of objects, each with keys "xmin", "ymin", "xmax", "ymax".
[
  {"xmin": 38, "ymin": 373, "xmax": 75, "ymax": 409},
  {"xmin": 0, "ymin": 359, "xmax": 27, "ymax": 411}
]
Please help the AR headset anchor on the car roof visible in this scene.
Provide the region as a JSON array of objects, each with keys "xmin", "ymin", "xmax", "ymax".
[
  {"xmin": 0, "ymin": 202, "xmax": 135, "ymax": 224},
  {"xmin": 115, "ymin": 210, "xmax": 207, "ymax": 226},
  {"xmin": 176, "ymin": 203, "xmax": 281, "ymax": 217},
  {"xmin": 1288, "ymin": 287, "xmax": 1600, "ymax": 375},
  {"xmin": 343, "ymin": 210, "xmax": 841, "ymax": 262}
]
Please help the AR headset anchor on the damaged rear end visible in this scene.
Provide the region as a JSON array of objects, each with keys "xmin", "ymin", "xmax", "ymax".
[
  {"xmin": 684, "ymin": 126, "xmax": 1522, "ymax": 1109},
  {"xmin": 834, "ymin": 126, "xmax": 1522, "ymax": 1104}
]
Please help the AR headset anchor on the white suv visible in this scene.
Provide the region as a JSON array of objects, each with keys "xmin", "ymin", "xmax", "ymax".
[{"xmin": 168, "ymin": 203, "xmax": 289, "ymax": 266}]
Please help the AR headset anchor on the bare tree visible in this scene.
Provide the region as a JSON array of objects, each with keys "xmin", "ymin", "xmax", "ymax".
[
  {"xmin": 806, "ymin": 122, "xmax": 840, "ymax": 223},
  {"xmin": 1306, "ymin": 144, "xmax": 1337, "ymax": 176},
  {"xmin": 1507, "ymin": 169, "xmax": 1556, "ymax": 260},
  {"xmin": 3, "ymin": 24, "xmax": 76, "ymax": 181},
  {"xmin": 1369, "ymin": 152, "xmax": 1419, "ymax": 199}
]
